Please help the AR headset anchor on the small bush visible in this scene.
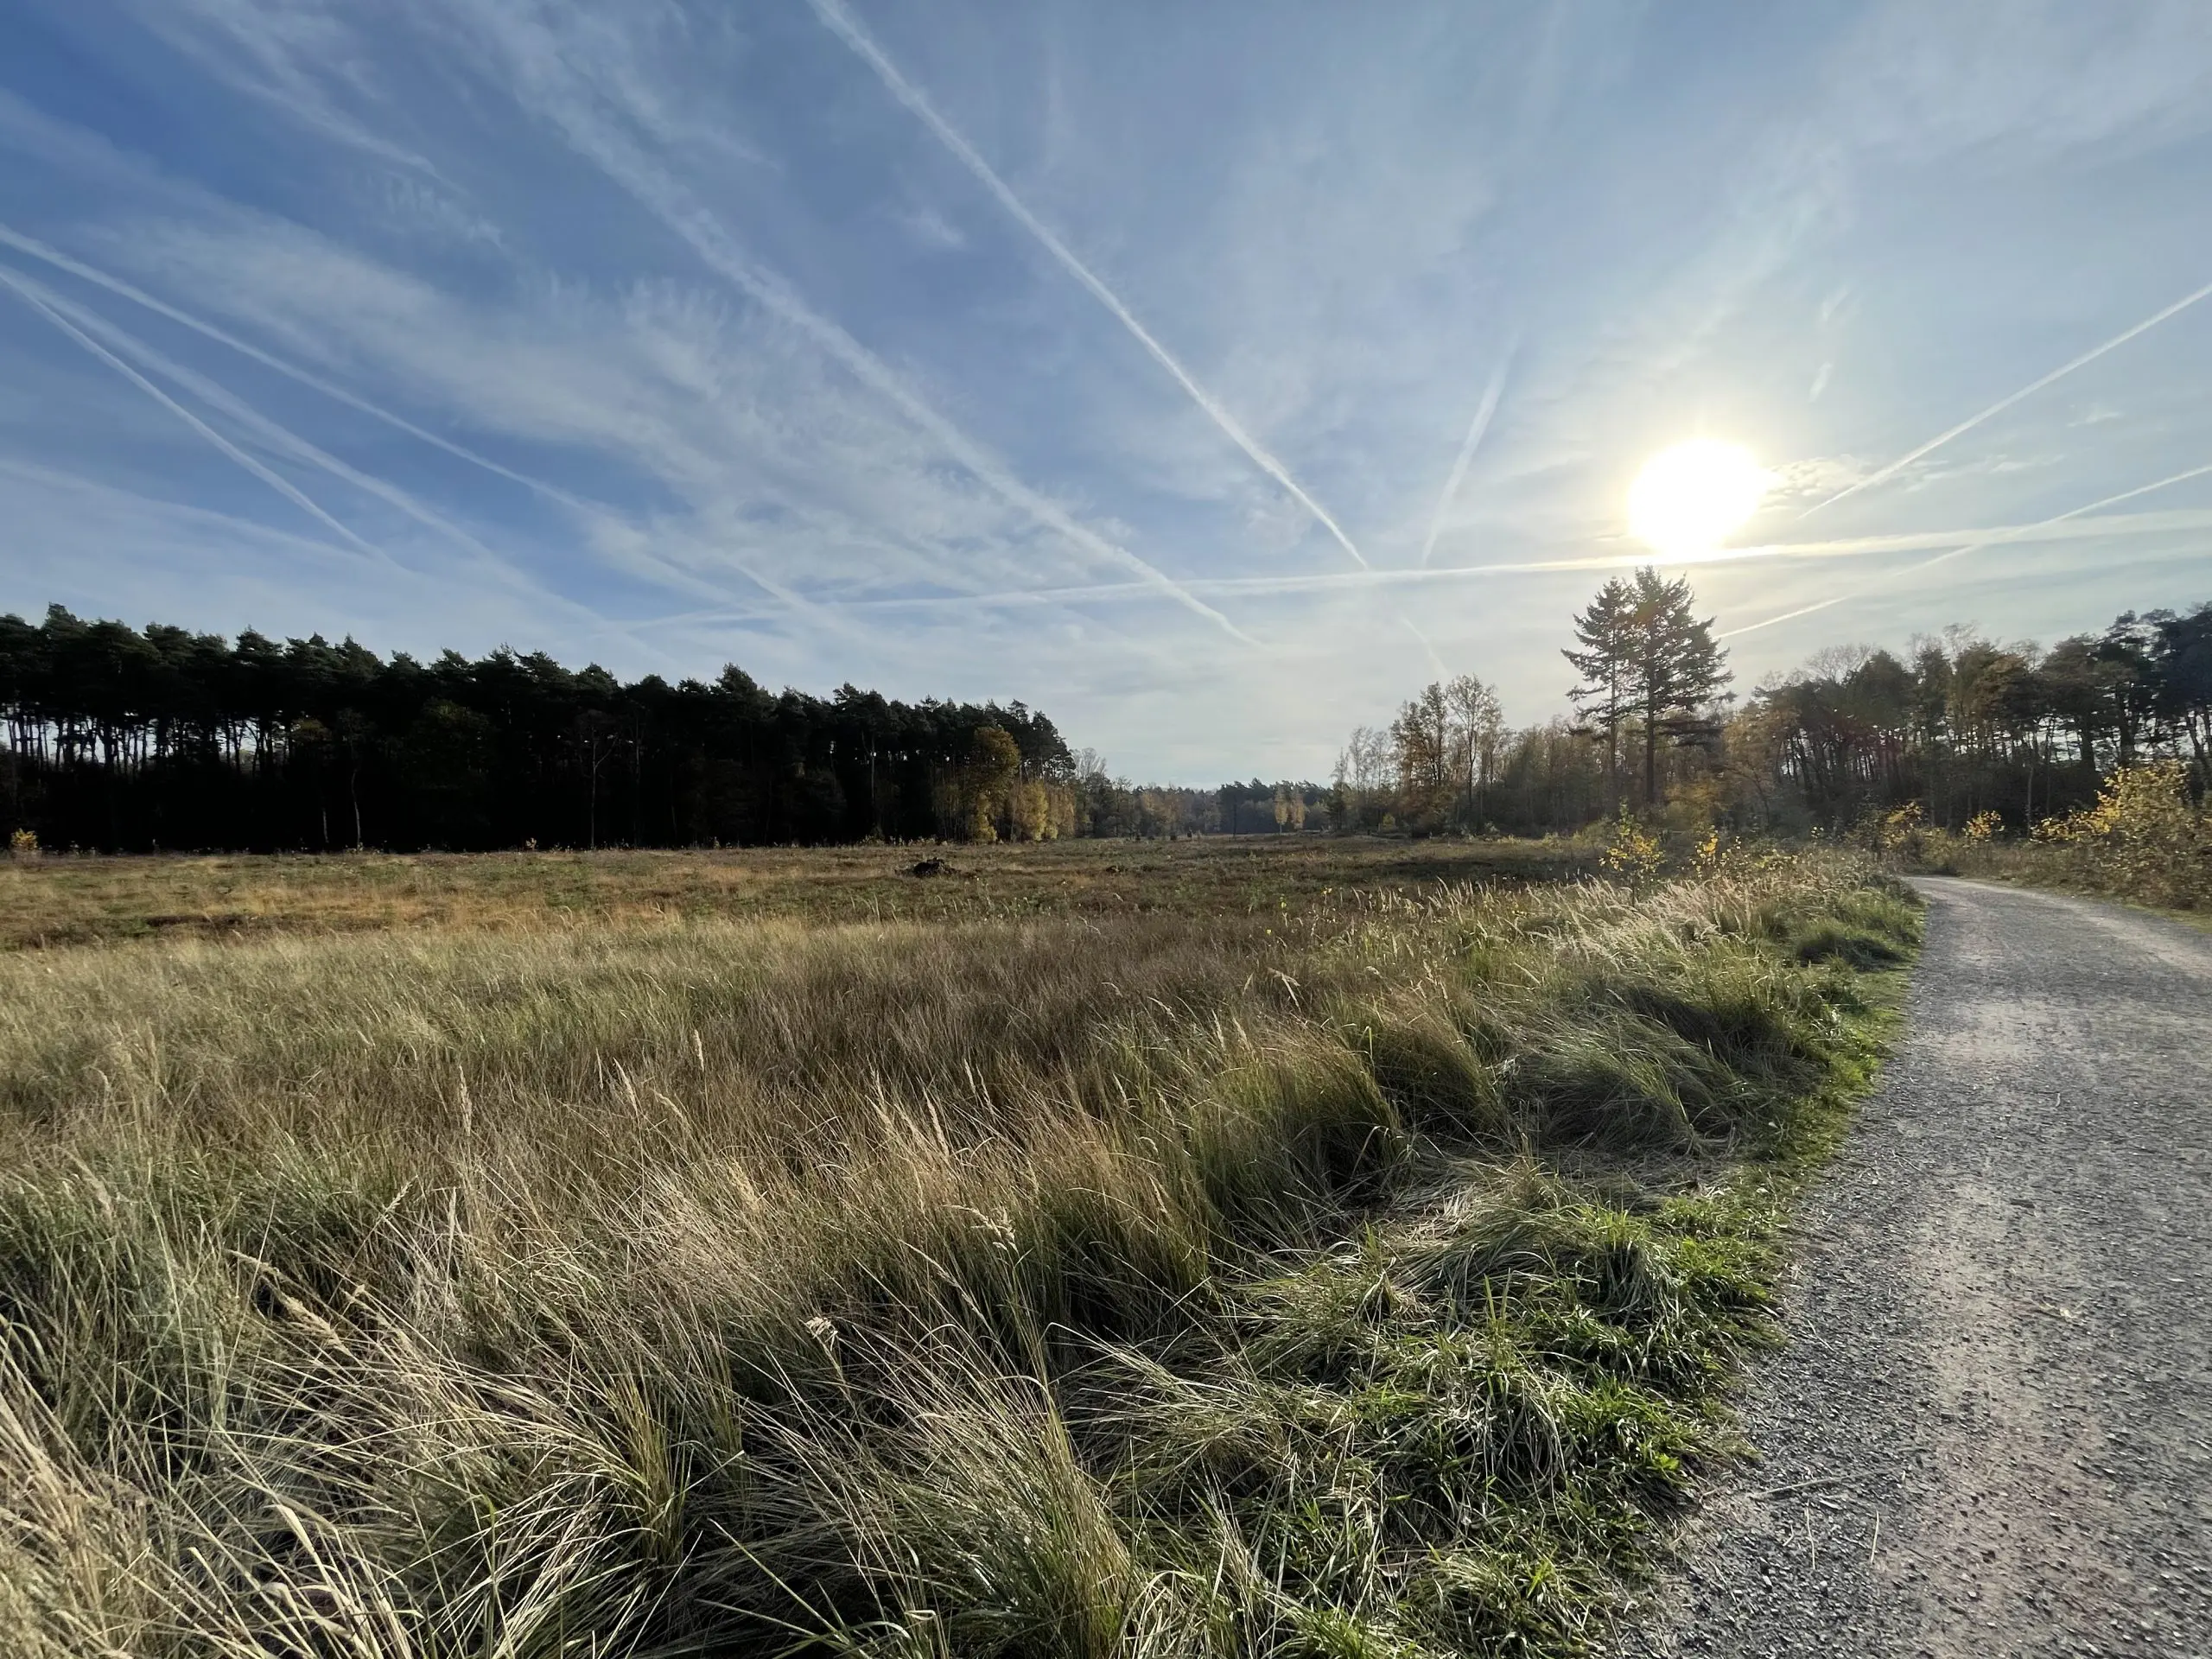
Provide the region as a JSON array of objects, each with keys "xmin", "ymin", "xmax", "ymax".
[
  {"xmin": 1919, "ymin": 761, "xmax": 2211, "ymax": 911},
  {"xmin": 1600, "ymin": 808, "xmax": 1665, "ymax": 883}
]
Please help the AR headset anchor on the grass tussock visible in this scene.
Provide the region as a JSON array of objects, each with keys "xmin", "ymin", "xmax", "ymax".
[{"xmin": 0, "ymin": 846, "xmax": 1916, "ymax": 1656}]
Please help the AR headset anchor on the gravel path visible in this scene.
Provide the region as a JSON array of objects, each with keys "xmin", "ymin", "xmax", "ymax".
[{"xmin": 1618, "ymin": 877, "xmax": 2212, "ymax": 1658}]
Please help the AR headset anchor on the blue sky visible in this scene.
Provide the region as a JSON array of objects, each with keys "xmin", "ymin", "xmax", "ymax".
[{"xmin": 3, "ymin": 2, "xmax": 2209, "ymax": 779}]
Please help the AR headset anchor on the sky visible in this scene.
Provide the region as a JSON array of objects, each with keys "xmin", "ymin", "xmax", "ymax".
[{"xmin": 2, "ymin": 2, "xmax": 2210, "ymax": 780}]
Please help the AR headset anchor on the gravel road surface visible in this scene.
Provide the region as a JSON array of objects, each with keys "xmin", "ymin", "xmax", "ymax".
[{"xmin": 1618, "ymin": 877, "xmax": 2212, "ymax": 1658}]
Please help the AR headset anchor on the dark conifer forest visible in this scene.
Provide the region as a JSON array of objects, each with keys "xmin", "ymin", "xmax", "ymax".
[
  {"xmin": 0, "ymin": 607, "xmax": 1071, "ymax": 851},
  {"xmin": 5, "ymin": 590, "xmax": 2208, "ymax": 853}
]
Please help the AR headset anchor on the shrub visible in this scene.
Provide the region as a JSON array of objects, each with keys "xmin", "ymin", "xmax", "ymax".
[
  {"xmin": 1873, "ymin": 800, "xmax": 1926, "ymax": 860},
  {"xmin": 2029, "ymin": 761, "xmax": 2209, "ymax": 907},
  {"xmin": 1600, "ymin": 808, "xmax": 1664, "ymax": 883}
]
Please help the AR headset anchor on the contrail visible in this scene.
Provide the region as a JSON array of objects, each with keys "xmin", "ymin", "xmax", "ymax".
[
  {"xmin": 0, "ymin": 221, "xmax": 598, "ymax": 515},
  {"xmin": 527, "ymin": 102, "xmax": 1254, "ymax": 644},
  {"xmin": 0, "ymin": 267, "xmax": 391, "ymax": 564},
  {"xmin": 424, "ymin": 9, "xmax": 1249, "ymax": 640},
  {"xmin": 1801, "ymin": 275, "xmax": 2212, "ymax": 521},
  {"xmin": 1401, "ymin": 616, "xmax": 1451, "ymax": 679},
  {"xmin": 32, "ymin": 279, "xmax": 507, "ymax": 565},
  {"xmin": 1728, "ymin": 458, "xmax": 2212, "ymax": 639},
  {"xmin": 51, "ymin": 282, "xmax": 825, "ymax": 631},
  {"xmin": 1, "ymin": 454, "xmax": 390, "ymax": 569},
  {"xmin": 1893, "ymin": 459, "xmax": 2212, "ymax": 580},
  {"xmin": 1419, "ymin": 343, "xmax": 1515, "ymax": 568},
  {"xmin": 1718, "ymin": 595, "xmax": 1849, "ymax": 639},
  {"xmin": 0, "ymin": 222, "xmax": 762, "ymax": 637},
  {"xmin": 6, "ymin": 268, "xmax": 712, "ymax": 651},
  {"xmin": 808, "ymin": 0, "xmax": 1368, "ymax": 571},
  {"xmin": 840, "ymin": 502, "xmax": 2212, "ymax": 614},
  {"xmin": 0, "ymin": 222, "xmax": 1090, "ymax": 644}
]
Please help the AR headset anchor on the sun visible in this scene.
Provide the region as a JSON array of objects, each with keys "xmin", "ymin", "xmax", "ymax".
[{"xmin": 1628, "ymin": 439, "xmax": 1770, "ymax": 559}]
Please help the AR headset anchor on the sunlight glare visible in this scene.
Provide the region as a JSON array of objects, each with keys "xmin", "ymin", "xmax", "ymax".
[{"xmin": 1628, "ymin": 439, "xmax": 1770, "ymax": 559}]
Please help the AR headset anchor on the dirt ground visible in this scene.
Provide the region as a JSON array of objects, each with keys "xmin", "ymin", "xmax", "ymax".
[{"xmin": 1619, "ymin": 879, "xmax": 2212, "ymax": 1656}]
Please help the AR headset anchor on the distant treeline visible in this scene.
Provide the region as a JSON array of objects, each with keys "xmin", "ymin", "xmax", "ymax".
[
  {"xmin": 0, "ymin": 607, "xmax": 1083, "ymax": 852},
  {"xmin": 1335, "ymin": 581, "xmax": 2212, "ymax": 838},
  {"xmin": 12, "ymin": 588, "xmax": 2208, "ymax": 854},
  {"xmin": 1745, "ymin": 602, "xmax": 2212, "ymax": 830}
]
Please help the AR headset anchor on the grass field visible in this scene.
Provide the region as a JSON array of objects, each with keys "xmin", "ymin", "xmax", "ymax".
[
  {"xmin": 0, "ymin": 838, "xmax": 1916, "ymax": 1657},
  {"xmin": 0, "ymin": 836, "xmax": 1596, "ymax": 950}
]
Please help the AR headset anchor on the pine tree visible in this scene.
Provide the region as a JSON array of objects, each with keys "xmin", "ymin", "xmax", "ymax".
[
  {"xmin": 1563, "ymin": 577, "xmax": 1635, "ymax": 810},
  {"xmin": 1566, "ymin": 569, "xmax": 1732, "ymax": 810},
  {"xmin": 1624, "ymin": 568, "xmax": 1732, "ymax": 807}
]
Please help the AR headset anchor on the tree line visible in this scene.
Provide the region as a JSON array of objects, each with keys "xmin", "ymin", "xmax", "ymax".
[
  {"xmin": 0, "ymin": 607, "xmax": 1082, "ymax": 852},
  {"xmin": 10, "ymin": 580, "xmax": 2206, "ymax": 853},
  {"xmin": 1335, "ymin": 572, "xmax": 2212, "ymax": 837},
  {"xmin": 1746, "ymin": 606, "xmax": 2212, "ymax": 825}
]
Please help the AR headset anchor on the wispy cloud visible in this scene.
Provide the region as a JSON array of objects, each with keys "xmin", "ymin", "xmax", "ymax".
[
  {"xmin": 29, "ymin": 277, "xmax": 493, "ymax": 561},
  {"xmin": 0, "ymin": 455, "xmax": 611, "ymax": 654},
  {"xmin": 1, "ymin": 254, "xmax": 717, "ymax": 656},
  {"xmin": 1728, "ymin": 461, "xmax": 2212, "ymax": 637},
  {"xmin": 120, "ymin": 0, "xmax": 440, "ymax": 176},
  {"xmin": 7, "ymin": 10, "xmax": 1237, "ymax": 654},
  {"xmin": 807, "ymin": 0, "xmax": 1369, "ymax": 572},
  {"xmin": 1799, "ymin": 274, "xmax": 2212, "ymax": 520},
  {"xmin": 0, "ymin": 220, "xmax": 599, "ymax": 515},
  {"xmin": 444, "ymin": 1, "xmax": 1253, "ymax": 642}
]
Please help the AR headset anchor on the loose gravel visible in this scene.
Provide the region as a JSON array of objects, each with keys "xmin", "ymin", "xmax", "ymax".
[{"xmin": 1615, "ymin": 877, "xmax": 2212, "ymax": 1658}]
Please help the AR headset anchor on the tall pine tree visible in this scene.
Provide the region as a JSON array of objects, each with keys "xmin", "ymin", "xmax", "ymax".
[
  {"xmin": 1563, "ymin": 576, "xmax": 1635, "ymax": 811},
  {"xmin": 1565, "ymin": 568, "xmax": 1732, "ymax": 809}
]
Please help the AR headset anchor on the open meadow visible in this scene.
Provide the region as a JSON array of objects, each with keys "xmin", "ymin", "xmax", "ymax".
[
  {"xmin": 0, "ymin": 838, "xmax": 1918, "ymax": 1657},
  {"xmin": 0, "ymin": 838, "xmax": 1597, "ymax": 952}
]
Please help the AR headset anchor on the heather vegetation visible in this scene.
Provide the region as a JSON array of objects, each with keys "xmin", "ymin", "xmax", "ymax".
[
  {"xmin": 0, "ymin": 838, "xmax": 1914, "ymax": 1657},
  {"xmin": 0, "ymin": 836, "xmax": 1593, "ymax": 953}
]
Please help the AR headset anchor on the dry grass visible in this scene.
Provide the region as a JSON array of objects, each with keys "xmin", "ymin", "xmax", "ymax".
[
  {"xmin": 0, "ymin": 836, "xmax": 1596, "ymax": 951},
  {"xmin": 0, "ymin": 842, "xmax": 1916, "ymax": 1656},
  {"xmin": 1913, "ymin": 836, "xmax": 2211, "ymax": 919}
]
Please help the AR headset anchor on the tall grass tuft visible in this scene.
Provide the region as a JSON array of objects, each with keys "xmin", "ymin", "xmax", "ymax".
[{"xmin": 0, "ymin": 849, "xmax": 1916, "ymax": 1656}]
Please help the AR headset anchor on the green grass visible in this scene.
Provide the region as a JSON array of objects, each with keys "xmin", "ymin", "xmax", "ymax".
[{"xmin": 0, "ymin": 843, "xmax": 1916, "ymax": 1657}]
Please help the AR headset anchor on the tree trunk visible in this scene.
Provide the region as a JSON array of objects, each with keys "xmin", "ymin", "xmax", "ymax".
[{"xmin": 1643, "ymin": 700, "xmax": 1659, "ymax": 809}]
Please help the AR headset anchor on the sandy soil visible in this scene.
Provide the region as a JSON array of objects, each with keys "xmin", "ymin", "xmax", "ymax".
[{"xmin": 1618, "ymin": 878, "xmax": 2212, "ymax": 1657}]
